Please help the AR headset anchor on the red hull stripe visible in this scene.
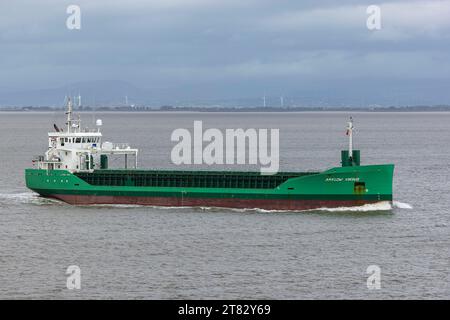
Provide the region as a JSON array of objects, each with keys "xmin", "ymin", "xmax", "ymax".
[{"xmin": 49, "ymin": 194, "xmax": 380, "ymax": 210}]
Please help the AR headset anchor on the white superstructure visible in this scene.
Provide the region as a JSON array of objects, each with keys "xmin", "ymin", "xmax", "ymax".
[{"xmin": 33, "ymin": 98, "xmax": 138, "ymax": 172}]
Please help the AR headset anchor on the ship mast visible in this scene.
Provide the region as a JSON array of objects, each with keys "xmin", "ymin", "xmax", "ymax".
[
  {"xmin": 66, "ymin": 97, "xmax": 73, "ymax": 133},
  {"xmin": 347, "ymin": 117, "xmax": 354, "ymax": 159}
]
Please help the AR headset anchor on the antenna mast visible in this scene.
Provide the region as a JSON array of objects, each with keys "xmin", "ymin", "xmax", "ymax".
[
  {"xmin": 66, "ymin": 97, "xmax": 73, "ymax": 133},
  {"xmin": 347, "ymin": 117, "xmax": 354, "ymax": 159}
]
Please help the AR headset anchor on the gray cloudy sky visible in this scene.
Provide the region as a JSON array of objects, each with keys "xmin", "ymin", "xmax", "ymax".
[{"xmin": 1, "ymin": 0, "xmax": 450, "ymax": 106}]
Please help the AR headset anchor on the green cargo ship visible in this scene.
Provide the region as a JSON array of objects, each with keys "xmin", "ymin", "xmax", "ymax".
[{"xmin": 25, "ymin": 100, "xmax": 394, "ymax": 210}]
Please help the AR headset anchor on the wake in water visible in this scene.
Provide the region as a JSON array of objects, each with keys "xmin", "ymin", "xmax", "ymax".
[
  {"xmin": 199, "ymin": 200, "xmax": 413, "ymax": 213},
  {"xmin": 0, "ymin": 192, "xmax": 62, "ymax": 206},
  {"xmin": 311, "ymin": 201, "xmax": 393, "ymax": 212},
  {"xmin": 194, "ymin": 200, "xmax": 413, "ymax": 213},
  {"xmin": 82, "ymin": 203, "xmax": 397, "ymax": 213},
  {"xmin": 310, "ymin": 201, "xmax": 412, "ymax": 213},
  {"xmin": 311, "ymin": 201, "xmax": 411, "ymax": 213},
  {"xmin": 392, "ymin": 201, "xmax": 413, "ymax": 209}
]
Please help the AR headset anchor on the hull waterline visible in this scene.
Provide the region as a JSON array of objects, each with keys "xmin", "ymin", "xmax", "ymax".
[{"xmin": 45, "ymin": 193, "xmax": 384, "ymax": 210}]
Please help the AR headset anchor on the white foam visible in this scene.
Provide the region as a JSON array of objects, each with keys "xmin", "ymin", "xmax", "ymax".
[
  {"xmin": 311, "ymin": 201, "xmax": 394, "ymax": 212},
  {"xmin": 87, "ymin": 204, "xmax": 145, "ymax": 208},
  {"xmin": 85, "ymin": 204, "xmax": 195, "ymax": 210},
  {"xmin": 392, "ymin": 201, "xmax": 413, "ymax": 209},
  {"xmin": 0, "ymin": 192, "xmax": 35, "ymax": 201},
  {"xmin": 0, "ymin": 192, "xmax": 61, "ymax": 205},
  {"xmin": 203, "ymin": 202, "xmax": 394, "ymax": 213},
  {"xmin": 76, "ymin": 201, "xmax": 405, "ymax": 213}
]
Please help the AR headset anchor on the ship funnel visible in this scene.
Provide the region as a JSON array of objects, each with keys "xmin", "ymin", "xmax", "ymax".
[{"xmin": 341, "ymin": 150, "xmax": 360, "ymax": 167}]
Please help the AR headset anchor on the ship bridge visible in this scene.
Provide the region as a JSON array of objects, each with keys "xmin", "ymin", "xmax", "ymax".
[{"xmin": 33, "ymin": 98, "xmax": 138, "ymax": 172}]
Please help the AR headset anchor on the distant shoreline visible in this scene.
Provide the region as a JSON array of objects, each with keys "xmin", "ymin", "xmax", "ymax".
[{"xmin": 2, "ymin": 105, "xmax": 450, "ymax": 112}]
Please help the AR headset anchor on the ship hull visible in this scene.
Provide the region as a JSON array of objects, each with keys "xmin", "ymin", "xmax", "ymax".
[
  {"xmin": 25, "ymin": 164, "xmax": 394, "ymax": 211},
  {"xmin": 47, "ymin": 193, "xmax": 380, "ymax": 210}
]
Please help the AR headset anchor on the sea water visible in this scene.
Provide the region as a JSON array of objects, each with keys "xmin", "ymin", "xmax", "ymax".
[{"xmin": 0, "ymin": 111, "xmax": 447, "ymax": 299}]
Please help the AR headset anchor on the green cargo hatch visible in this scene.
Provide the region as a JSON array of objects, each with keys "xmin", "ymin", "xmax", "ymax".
[{"xmin": 74, "ymin": 170, "xmax": 318, "ymax": 189}]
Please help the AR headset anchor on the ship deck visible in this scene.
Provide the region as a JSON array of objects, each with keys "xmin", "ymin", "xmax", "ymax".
[{"xmin": 74, "ymin": 169, "xmax": 320, "ymax": 189}]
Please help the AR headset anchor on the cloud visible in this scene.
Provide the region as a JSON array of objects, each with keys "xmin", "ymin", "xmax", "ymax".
[
  {"xmin": 0, "ymin": 0, "xmax": 449, "ymax": 105},
  {"xmin": 261, "ymin": 1, "xmax": 450, "ymax": 41}
]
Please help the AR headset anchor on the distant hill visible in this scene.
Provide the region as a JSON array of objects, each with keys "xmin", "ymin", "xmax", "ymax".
[
  {"xmin": 0, "ymin": 80, "xmax": 147, "ymax": 107},
  {"xmin": 1, "ymin": 78, "xmax": 450, "ymax": 108}
]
